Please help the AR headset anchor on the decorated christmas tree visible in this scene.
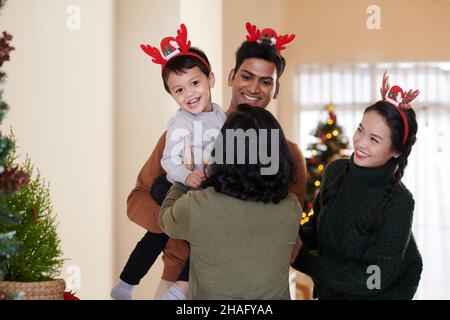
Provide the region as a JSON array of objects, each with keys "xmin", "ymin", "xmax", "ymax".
[
  {"xmin": 2, "ymin": 153, "xmax": 64, "ymax": 282},
  {"xmin": 0, "ymin": 1, "xmax": 68, "ymax": 300},
  {"xmin": 301, "ymin": 103, "xmax": 351, "ymax": 225},
  {"xmin": 0, "ymin": 0, "xmax": 29, "ymax": 283}
]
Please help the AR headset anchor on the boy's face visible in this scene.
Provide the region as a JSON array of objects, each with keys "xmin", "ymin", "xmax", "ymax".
[
  {"xmin": 228, "ymin": 58, "xmax": 279, "ymax": 110},
  {"xmin": 167, "ymin": 66, "xmax": 215, "ymax": 115}
]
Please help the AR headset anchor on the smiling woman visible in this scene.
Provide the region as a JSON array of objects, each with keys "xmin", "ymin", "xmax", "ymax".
[{"xmin": 292, "ymin": 74, "xmax": 423, "ymax": 300}]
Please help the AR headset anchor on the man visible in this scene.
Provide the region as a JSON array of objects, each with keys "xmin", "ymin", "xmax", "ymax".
[{"xmin": 126, "ymin": 23, "xmax": 307, "ymax": 298}]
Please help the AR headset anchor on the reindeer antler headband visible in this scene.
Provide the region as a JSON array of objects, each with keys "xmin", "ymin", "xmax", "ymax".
[
  {"xmin": 380, "ymin": 71, "xmax": 420, "ymax": 145},
  {"xmin": 245, "ymin": 22, "xmax": 296, "ymax": 51},
  {"xmin": 140, "ymin": 24, "xmax": 210, "ymax": 75}
]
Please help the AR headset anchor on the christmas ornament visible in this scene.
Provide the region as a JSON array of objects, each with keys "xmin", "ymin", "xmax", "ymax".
[
  {"xmin": 380, "ymin": 71, "xmax": 420, "ymax": 144},
  {"xmin": 64, "ymin": 291, "xmax": 80, "ymax": 300},
  {"xmin": 327, "ymin": 103, "xmax": 335, "ymax": 113},
  {"xmin": 140, "ymin": 24, "xmax": 210, "ymax": 74},
  {"xmin": 0, "ymin": 31, "xmax": 14, "ymax": 68},
  {"xmin": 245, "ymin": 22, "xmax": 296, "ymax": 51},
  {"xmin": 0, "ymin": 165, "xmax": 30, "ymax": 194}
]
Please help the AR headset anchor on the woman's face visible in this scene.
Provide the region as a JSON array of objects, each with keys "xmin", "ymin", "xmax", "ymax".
[{"xmin": 352, "ymin": 110, "xmax": 399, "ymax": 168}]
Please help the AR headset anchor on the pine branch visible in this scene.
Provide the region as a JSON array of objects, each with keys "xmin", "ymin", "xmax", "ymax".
[{"xmin": 2, "ymin": 156, "xmax": 64, "ymax": 281}]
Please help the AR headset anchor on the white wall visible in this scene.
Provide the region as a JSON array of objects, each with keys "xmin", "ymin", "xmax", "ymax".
[
  {"xmin": 116, "ymin": 0, "xmax": 180, "ymax": 300},
  {"xmin": 0, "ymin": 0, "xmax": 115, "ymax": 299},
  {"xmin": 180, "ymin": 0, "xmax": 223, "ymax": 107}
]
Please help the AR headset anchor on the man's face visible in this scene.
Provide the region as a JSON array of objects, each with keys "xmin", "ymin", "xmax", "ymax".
[{"xmin": 228, "ymin": 58, "xmax": 279, "ymax": 110}]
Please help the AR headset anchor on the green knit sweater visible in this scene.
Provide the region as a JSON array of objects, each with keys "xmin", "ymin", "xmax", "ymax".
[
  {"xmin": 293, "ymin": 155, "xmax": 423, "ymax": 299},
  {"xmin": 160, "ymin": 182, "xmax": 301, "ymax": 300}
]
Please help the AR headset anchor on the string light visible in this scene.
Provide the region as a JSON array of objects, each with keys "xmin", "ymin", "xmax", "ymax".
[
  {"xmin": 311, "ymin": 149, "xmax": 318, "ymax": 156},
  {"xmin": 326, "ymin": 133, "xmax": 332, "ymax": 139},
  {"xmin": 318, "ymin": 164, "xmax": 324, "ymax": 171},
  {"xmin": 327, "ymin": 119, "xmax": 334, "ymax": 125},
  {"xmin": 327, "ymin": 103, "xmax": 335, "ymax": 113},
  {"xmin": 332, "ymin": 130, "xmax": 339, "ymax": 136},
  {"xmin": 301, "ymin": 209, "xmax": 315, "ymax": 225},
  {"xmin": 314, "ymin": 180, "xmax": 321, "ymax": 187}
]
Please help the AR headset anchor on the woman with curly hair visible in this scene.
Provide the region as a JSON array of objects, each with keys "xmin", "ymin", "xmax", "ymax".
[{"xmin": 159, "ymin": 104, "xmax": 301, "ymax": 299}]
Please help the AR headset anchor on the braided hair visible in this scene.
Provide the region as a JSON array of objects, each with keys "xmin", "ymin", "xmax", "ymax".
[{"xmin": 321, "ymin": 100, "xmax": 418, "ymax": 233}]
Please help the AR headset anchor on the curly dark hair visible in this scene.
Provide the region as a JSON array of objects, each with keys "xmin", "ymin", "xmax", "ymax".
[{"xmin": 201, "ymin": 104, "xmax": 297, "ymax": 203}]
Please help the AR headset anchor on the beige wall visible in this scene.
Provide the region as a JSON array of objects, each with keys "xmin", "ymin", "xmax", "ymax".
[
  {"xmin": 181, "ymin": 0, "xmax": 223, "ymax": 106},
  {"xmin": 116, "ymin": 0, "xmax": 180, "ymax": 300},
  {"xmin": 279, "ymin": 0, "xmax": 450, "ymax": 140},
  {"xmin": 0, "ymin": 0, "xmax": 115, "ymax": 299}
]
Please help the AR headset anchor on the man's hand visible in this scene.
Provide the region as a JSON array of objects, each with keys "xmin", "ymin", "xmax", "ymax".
[{"xmin": 185, "ymin": 171, "xmax": 205, "ymax": 189}]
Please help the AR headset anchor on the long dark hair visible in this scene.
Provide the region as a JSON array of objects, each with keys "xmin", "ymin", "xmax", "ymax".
[
  {"xmin": 201, "ymin": 104, "xmax": 297, "ymax": 203},
  {"xmin": 321, "ymin": 100, "xmax": 418, "ymax": 232}
]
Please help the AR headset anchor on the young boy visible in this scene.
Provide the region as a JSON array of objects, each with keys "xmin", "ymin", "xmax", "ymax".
[{"xmin": 110, "ymin": 24, "xmax": 225, "ymax": 300}]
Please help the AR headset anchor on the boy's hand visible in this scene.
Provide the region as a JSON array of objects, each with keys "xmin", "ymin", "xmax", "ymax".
[{"xmin": 185, "ymin": 171, "xmax": 205, "ymax": 189}]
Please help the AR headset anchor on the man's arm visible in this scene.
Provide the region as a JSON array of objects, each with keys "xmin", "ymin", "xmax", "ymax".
[{"xmin": 127, "ymin": 132, "xmax": 167, "ymax": 232}]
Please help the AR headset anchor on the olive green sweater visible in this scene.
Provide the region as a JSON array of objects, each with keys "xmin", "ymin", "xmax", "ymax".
[
  {"xmin": 293, "ymin": 156, "xmax": 423, "ymax": 299},
  {"xmin": 160, "ymin": 182, "xmax": 301, "ymax": 300}
]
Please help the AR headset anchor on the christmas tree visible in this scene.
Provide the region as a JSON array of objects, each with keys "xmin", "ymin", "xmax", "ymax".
[
  {"xmin": 0, "ymin": 0, "xmax": 30, "ymax": 282},
  {"xmin": 301, "ymin": 103, "xmax": 350, "ymax": 225},
  {"xmin": 2, "ymin": 153, "xmax": 64, "ymax": 282},
  {"xmin": 0, "ymin": 0, "xmax": 63, "ymax": 284}
]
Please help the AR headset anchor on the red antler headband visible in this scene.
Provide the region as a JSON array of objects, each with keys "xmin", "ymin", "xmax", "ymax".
[
  {"xmin": 140, "ymin": 24, "xmax": 210, "ymax": 75},
  {"xmin": 245, "ymin": 22, "xmax": 296, "ymax": 51},
  {"xmin": 380, "ymin": 71, "xmax": 420, "ymax": 145}
]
